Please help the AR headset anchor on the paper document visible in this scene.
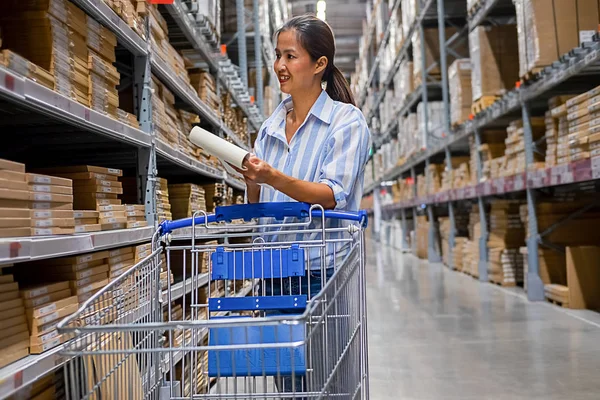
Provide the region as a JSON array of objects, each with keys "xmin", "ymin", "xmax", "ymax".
[{"xmin": 189, "ymin": 126, "xmax": 249, "ymax": 176}]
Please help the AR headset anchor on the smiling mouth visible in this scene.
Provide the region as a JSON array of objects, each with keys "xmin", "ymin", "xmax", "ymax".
[{"xmin": 279, "ymin": 76, "xmax": 290, "ymax": 83}]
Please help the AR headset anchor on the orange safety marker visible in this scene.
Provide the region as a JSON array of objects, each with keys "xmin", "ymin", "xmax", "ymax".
[
  {"xmin": 221, "ymin": 45, "xmax": 227, "ymax": 56},
  {"xmin": 469, "ymin": 113, "xmax": 474, "ymax": 120}
]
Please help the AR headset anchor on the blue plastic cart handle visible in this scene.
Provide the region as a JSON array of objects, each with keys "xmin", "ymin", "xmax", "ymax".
[{"xmin": 159, "ymin": 202, "xmax": 368, "ymax": 234}]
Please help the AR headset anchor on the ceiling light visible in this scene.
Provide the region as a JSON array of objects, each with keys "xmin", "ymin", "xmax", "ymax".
[
  {"xmin": 317, "ymin": 0, "xmax": 326, "ymax": 12},
  {"xmin": 317, "ymin": 10, "xmax": 326, "ymax": 21}
]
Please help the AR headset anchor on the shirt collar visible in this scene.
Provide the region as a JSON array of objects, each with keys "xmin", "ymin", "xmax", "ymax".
[{"xmin": 265, "ymin": 90, "xmax": 336, "ymax": 139}]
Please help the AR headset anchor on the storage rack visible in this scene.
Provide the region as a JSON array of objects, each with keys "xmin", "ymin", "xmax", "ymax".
[
  {"xmin": 0, "ymin": 0, "xmax": 287, "ymax": 397},
  {"xmin": 358, "ymin": 0, "xmax": 600, "ymax": 302}
]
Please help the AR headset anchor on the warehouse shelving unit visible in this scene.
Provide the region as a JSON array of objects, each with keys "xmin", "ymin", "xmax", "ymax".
[
  {"xmin": 359, "ymin": 0, "xmax": 600, "ymax": 302},
  {"xmin": 0, "ymin": 0, "xmax": 280, "ymax": 397}
]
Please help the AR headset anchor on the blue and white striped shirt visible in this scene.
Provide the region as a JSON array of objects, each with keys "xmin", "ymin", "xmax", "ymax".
[{"xmin": 251, "ymin": 90, "xmax": 371, "ymax": 269}]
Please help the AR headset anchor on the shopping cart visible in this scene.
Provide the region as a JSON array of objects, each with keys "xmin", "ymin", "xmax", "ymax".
[{"xmin": 58, "ymin": 202, "xmax": 369, "ymax": 400}]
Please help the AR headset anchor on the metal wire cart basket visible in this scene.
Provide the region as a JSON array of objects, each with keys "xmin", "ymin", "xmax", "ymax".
[{"xmin": 58, "ymin": 202, "xmax": 369, "ymax": 399}]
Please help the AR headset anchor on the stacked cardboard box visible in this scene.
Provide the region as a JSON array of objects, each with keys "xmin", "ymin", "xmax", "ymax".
[
  {"xmin": 0, "ymin": 49, "xmax": 55, "ymax": 90},
  {"xmin": 520, "ymin": 247, "xmax": 566, "ymax": 293},
  {"xmin": 222, "ymin": 93, "xmax": 249, "ymax": 145},
  {"xmin": 87, "ymin": 45, "xmax": 120, "ymax": 118},
  {"xmin": 149, "ymin": 6, "xmax": 190, "ymax": 86},
  {"xmin": 425, "ymin": 164, "xmax": 444, "ymax": 195},
  {"xmin": 74, "ymin": 210, "xmax": 100, "ymax": 233},
  {"xmin": 545, "ymin": 95, "xmax": 575, "ymax": 167},
  {"xmin": 393, "ymin": 60, "xmax": 414, "ymax": 106},
  {"xmin": 469, "ymin": 25, "xmax": 519, "ymax": 102},
  {"xmin": 176, "ymin": 110, "xmax": 201, "ymax": 158},
  {"xmin": 0, "ymin": 270, "xmax": 29, "ymax": 367},
  {"xmin": 448, "ymin": 59, "xmax": 472, "ymax": 126},
  {"xmin": 0, "ymin": 159, "xmax": 31, "ymax": 238},
  {"xmin": 18, "ymin": 279, "xmax": 78, "ymax": 354},
  {"xmin": 202, "ymin": 183, "xmax": 227, "ymax": 212},
  {"xmin": 488, "ymin": 248, "xmax": 524, "ymax": 286},
  {"xmin": 34, "ymin": 166, "xmax": 126, "ymax": 231},
  {"xmin": 156, "ymin": 178, "xmax": 172, "ymax": 222},
  {"xmin": 514, "ymin": 0, "xmax": 599, "ymax": 79},
  {"xmin": 439, "ymin": 216, "xmax": 469, "ymax": 270},
  {"xmin": 561, "ymin": 86, "xmax": 600, "ymax": 163},
  {"xmin": 487, "ymin": 200, "xmax": 526, "ymax": 285},
  {"xmin": 1, "ymin": 0, "xmax": 91, "ymax": 106},
  {"xmin": 465, "ymin": 204, "xmax": 483, "ymax": 277},
  {"xmin": 104, "ymin": 0, "xmax": 145, "ymax": 39},
  {"xmin": 168, "ymin": 184, "xmax": 207, "ymax": 220},
  {"xmin": 28, "ymin": 173, "xmax": 75, "ymax": 235},
  {"xmin": 412, "ymin": 27, "xmax": 467, "ymax": 88},
  {"xmin": 414, "ymin": 216, "xmax": 429, "ymax": 260},
  {"xmin": 189, "ymin": 70, "xmax": 220, "ymax": 115},
  {"xmin": 504, "ymin": 118, "xmax": 545, "ymax": 175},
  {"xmin": 124, "ymin": 204, "xmax": 147, "ymax": 228},
  {"xmin": 441, "ymin": 156, "xmax": 470, "ymax": 191},
  {"xmin": 134, "ymin": 243, "xmax": 152, "ymax": 263},
  {"xmin": 107, "ymin": 246, "xmax": 135, "ymax": 280},
  {"xmin": 152, "ymin": 76, "xmax": 179, "ymax": 148}
]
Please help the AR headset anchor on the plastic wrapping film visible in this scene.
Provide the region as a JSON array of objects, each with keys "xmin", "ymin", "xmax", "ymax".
[
  {"xmin": 448, "ymin": 59, "xmax": 472, "ymax": 126},
  {"xmin": 469, "ymin": 27, "xmax": 482, "ymax": 101},
  {"xmin": 393, "ymin": 60, "xmax": 414, "ymax": 105},
  {"xmin": 467, "ymin": 0, "xmax": 480, "ymax": 9},
  {"xmin": 398, "ymin": 112, "xmax": 418, "ymax": 160},
  {"xmin": 379, "ymin": 89, "xmax": 396, "ymax": 129},
  {"xmin": 417, "ymin": 102, "xmax": 445, "ymax": 150},
  {"xmin": 401, "ymin": 0, "xmax": 418, "ymax": 38}
]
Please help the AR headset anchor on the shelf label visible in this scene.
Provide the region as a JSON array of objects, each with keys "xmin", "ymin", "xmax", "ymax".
[
  {"xmin": 4, "ymin": 74, "xmax": 15, "ymax": 92},
  {"xmin": 465, "ymin": 186, "xmax": 476, "ymax": 198},
  {"xmin": 493, "ymin": 178, "xmax": 504, "ymax": 194},
  {"xmin": 560, "ymin": 171, "xmax": 574, "ymax": 185},
  {"xmin": 514, "ymin": 174, "xmax": 525, "ymax": 191}
]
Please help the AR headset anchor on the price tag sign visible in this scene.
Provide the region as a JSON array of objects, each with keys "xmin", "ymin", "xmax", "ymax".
[
  {"xmin": 493, "ymin": 178, "xmax": 504, "ymax": 194},
  {"xmin": 550, "ymin": 174, "xmax": 559, "ymax": 186},
  {"xmin": 592, "ymin": 156, "xmax": 600, "ymax": 179},
  {"xmin": 465, "ymin": 186, "xmax": 476, "ymax": 199}
]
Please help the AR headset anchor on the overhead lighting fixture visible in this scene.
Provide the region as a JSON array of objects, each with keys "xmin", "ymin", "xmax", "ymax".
[{"xmin": 316, "ymin": 0, "xmax": 326, "ymax": 20}]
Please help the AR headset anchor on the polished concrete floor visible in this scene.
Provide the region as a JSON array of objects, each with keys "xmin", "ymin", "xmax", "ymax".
[{"xmin": 366, "ymin": 240, "xmax": 600, "ymax": 400}]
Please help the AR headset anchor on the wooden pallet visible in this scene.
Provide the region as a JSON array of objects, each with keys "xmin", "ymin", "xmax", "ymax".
[
  {"xmin": 471, "ymin": 96, "xmax": 499, "ymax": 115},
  {"xmin": 489, "ymin": 278, "xmax": 517, "ymax": 287}
]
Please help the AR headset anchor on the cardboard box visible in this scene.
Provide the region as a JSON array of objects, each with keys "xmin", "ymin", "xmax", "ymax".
[
  {"xmin": 0, "ymin": 344, "xmax": 29, "ymax": 369},
  {"xmin": 72, "ymin": 278, "xmax": 108, "ymax": 295},
  {"xmin": 108, "ymin": 253, "xmax": 133, "ymax": 265},
  {"xmin": 0, "ymin": 291, "xmax": 20, "ymax": 302},
  {"xmin": 3, "ymin": 323, "xmax": 29, "ymax": 339},
  {"xmin": 99, "ymin": 211, "xmax": 126, "ymax": 219},
  {"xmin": 0, "ymin": 227, "xmax": 32, "ymax": 238},
  {"xmin": 0, "ymin": 179, "xmax": 29, "ymax": 191},
  {"xmin": 0, "ymin": 282, "xmax": 20, "ymax": 293},
  {"xmin": 127, "ymin": 221, "xmax": 148, "ymax": 229},
  {"xmin": 98, "ymin": 204, "xmax": 125, "ymax": 212},
  {"xmin": 75, "ymin": 218, "xmax": 98, "ymax": 225},
  {"xmin": 73, "ymin": 179, "xmax": 122, "ymax": 188},
  {"xmin": 0, "ymin": 331, "xmax": 30, "ymax": 350},
  {"xmin": 69, "ymin": 272, "xmax": 108, "ymax": 290},
  {"xmin": 28, "ymin": 302, "xmax": 78, "ymax": 328},
  {"xmin": 74, "ymin": 224, "xmax": 101, "ymax": 233},
  {"xmin": 31, "ymin": 209, "xmax": 74, "ymax": 219},
  {"xmin": 36, "ymin": 165, "xmax": 122, "ymax": 176},
  {"xmin": 470, "ymin": 25, "xmax": 519, "ymax": 100},
  {"xmin": 30, "ymin": 328, "xmax": 60, "ymax": 347},
  {"xmin": 20, "ymin": 281, "xmax": 70, "ymax": 299},
  {"xmin": 30, "ymin": 334, "xmax": 65, "ymax": 354},
  {"xmin": 0, "ymin": 208, "xmax": 29, "ymax": 219},
  {"xmin": 108, "ymin": 247, "xmax": 133, "ymax": 258},
  {"xmin": 4, "ymin": 314, "xmax": 27, "ymax": 330},
  {"xmin": 56, "ymin": 172, "xmax": 119, "ymax": 182},
  {"xmin": 40, "ymin": 259, "xmax": 105, "ymax": 273},
  {"xmin": 32, "ymin": 227, "xmax": 75, "ymax": 235},
  {"xmin": 0, "ymin": 189, "xmax": 30, "ymax": 201},
  {"xmin": 125, "ymin": 205, "xmax": 144, "ymax": 211},
  {"xmin": 0, "ymin": 298, "xmax": 23, "ymax": 312},
  {"xmin": 30, "ymin": 192, "xmax": 73, "ymax": 203},
  {"xmin": 73, "ymin": 185, "xmax": 123, "ymax": 194},
  {"xmin": 23, "ymin": 288, "xmax": 72, "ymax": 309},
  {"xmin": 31, "ymin": 218, "xmax": 75, "ymax": 228},
  {"xmin": 0, "ymin": 159, "xmax": 26, "ymax": 173},
  {"xmin": 73, "ymin": 210, "xmax": 99, "ymax": 218},
  {"xmin": 27, "ymin": 173, "xmax": 71, "ymax": 187},
  {"xmin": 29, "ymin": 184, "xmax": 72, "ymax": 195},
  {"xmin": 0, "ymin": 306, "xmax": 26, "ymax": 321},
  {"xmin": 99, "ymin": 216, "xmax": 127, "ymax": 224},
  {"xmin": 0, "ymin": 219, "xmax": 31, "ymax": 228},
  {"xmin": 26, "ymin": 296, "xmax": 77, "ymax": 319},
  {"xmin": 31, "ymin": 202, "xmax": 73, "ymax": 210},
  {"xmin": 101, "ymin": 222, "xmax": 126, "ymax": 231},
  {"xmin": 44, "ymin": 251, "xmax": 109, "ymax": 266},
  {"xmin": 0, "ymin": 170, "xmax": 26, "ymax": 182},
  {"xmin": 110, "ymin": 261, "xmax": 134, "ymax": 274}
]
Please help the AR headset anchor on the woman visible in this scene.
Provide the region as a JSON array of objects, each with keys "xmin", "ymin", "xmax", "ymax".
[{"xmin": 237, "ymin": 14, "xmax": 370, "ymax": 394}]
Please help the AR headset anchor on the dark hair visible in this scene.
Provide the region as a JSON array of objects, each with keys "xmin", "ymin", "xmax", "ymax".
[{"xmin": 276, "ymin": 15, "xmax": 356, "ymax": 106}]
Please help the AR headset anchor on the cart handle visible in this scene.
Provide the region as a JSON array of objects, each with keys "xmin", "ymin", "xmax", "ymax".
[{"xmin": 158, "ymin": 202, "xmax": 368, "ymax": 234}]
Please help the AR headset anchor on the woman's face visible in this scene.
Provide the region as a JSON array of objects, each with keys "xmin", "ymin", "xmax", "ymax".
[{"xmin": 275, "ymin": 30, "xmax": 319, "ymax": 95}]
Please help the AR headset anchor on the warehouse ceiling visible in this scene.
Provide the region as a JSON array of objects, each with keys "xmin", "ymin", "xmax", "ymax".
[{"xmin": 288, "ymin": 0, "xmax": 368, "ymax": 78}]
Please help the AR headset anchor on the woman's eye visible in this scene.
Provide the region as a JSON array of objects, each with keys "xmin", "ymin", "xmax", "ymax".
[
  {"xmin": 275, "ymin": 54, "xmax": 281, "ymax": 59},
  {"xmin": 287, "ymin": 55, "xmax": 295, "ymax": 59}
]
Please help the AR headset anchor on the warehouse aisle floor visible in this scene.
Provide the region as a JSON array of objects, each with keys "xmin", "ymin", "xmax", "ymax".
[{"xmin": 366, "ymin": 239, "xmax": 600, "ymax": 400}]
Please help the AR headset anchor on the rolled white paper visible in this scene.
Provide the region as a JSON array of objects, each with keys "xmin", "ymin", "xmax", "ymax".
[{"xmin": 189, "ymin": 126, "xmax": 249, "ymax": 174}]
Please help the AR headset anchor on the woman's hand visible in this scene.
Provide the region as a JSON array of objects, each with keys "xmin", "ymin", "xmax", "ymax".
[{"xmin": 240, "ymin": 154, "xmax": 273, "ymax": 184}]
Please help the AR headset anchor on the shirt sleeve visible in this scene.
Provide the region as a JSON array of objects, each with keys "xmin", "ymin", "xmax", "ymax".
[{"xmin": 318, "ymin": 109, "xmax": 371, "ymax": 210}]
